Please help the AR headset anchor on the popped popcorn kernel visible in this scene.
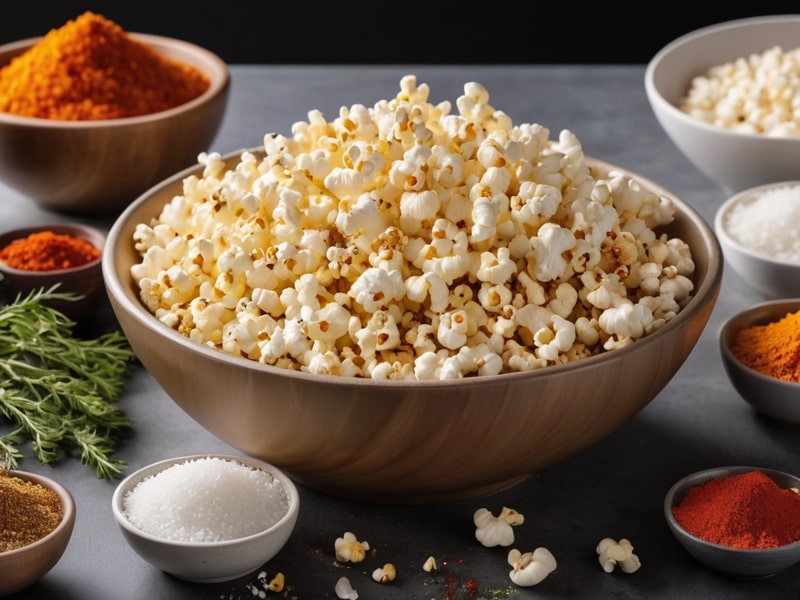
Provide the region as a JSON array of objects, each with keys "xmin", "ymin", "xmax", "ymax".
[{"xmin": 131, "ymin": 75, "xmax": 696, "ymax": 380}]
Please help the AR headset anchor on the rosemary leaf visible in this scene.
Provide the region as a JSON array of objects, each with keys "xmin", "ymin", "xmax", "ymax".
[{"xmin": 0, "ymin": 287, "xmax": 138, "ymax": 478}]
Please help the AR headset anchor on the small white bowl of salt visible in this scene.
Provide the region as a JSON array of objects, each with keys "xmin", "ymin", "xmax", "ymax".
[
  {"xmin": 715, "ymin": 181, "xmax": 800, "ymax": 298},
  {"xmin": 111, "ymin": 454, "xmax": 299, "ymax": 583}
]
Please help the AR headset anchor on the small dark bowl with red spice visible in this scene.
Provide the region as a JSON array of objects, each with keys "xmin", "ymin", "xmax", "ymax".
[
  {"xmin": 0, "ymin": 223, "xmax": 106, "ymax": 321},
  {"xmin": 719, "ymin": 299, "xmax": 800, "ymax": 426},
  {"xmin": 0, "ymin": 468, "xmax": 76, "ymax": 596},
  {"xmin": 664, "ymin": 466, "xmax": 800, "ymax": 578}
]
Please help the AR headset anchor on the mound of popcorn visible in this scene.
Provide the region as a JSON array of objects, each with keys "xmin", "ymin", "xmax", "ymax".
[
  {"xmin": 680, "ymin": 45, "xmax": 800, "ymax": 137},
  {"xmin": 131, "ymin": 75, "xmax": 696, "ymax": 380}
]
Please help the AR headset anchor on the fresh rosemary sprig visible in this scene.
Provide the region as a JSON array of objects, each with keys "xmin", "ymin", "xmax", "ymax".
[{"xmin": 0, "ymin": 286, "xmax": 138, "ymax": 479}]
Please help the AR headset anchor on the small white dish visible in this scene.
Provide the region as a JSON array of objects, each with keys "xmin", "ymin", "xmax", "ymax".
[
  {"xmin": 111, "ymin": 453, "xmax": 299, "ymax": 583},
  {"xmin": 714, "ymin": 182, "xmax": 800, "ymax": 298}
]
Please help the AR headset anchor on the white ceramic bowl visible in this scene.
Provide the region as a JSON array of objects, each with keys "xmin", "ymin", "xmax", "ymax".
[
  {"xmin": 719, "ymin": 299, "xmax": 800, "ymax": 426},
  {"xmin": 714, "ymin": 181, "xmax": 800, "ymax": 298},
  {"xmin": 0, "ymin": 34, "xmax": 229, "ymax": 215},
  {"xmin": 111, "ymin": 453, "xmax": 299, "ymax": 583},
  {"xmin": 103, "ymin": 152, "xmax": 723, "ymax": 504},
  {"xmin": 0, "ymin": 223, "xmax": 106, "ymax": 321},
  {"xmin": 0, "ymin": 470, "xmax": 76, "ymax": 596},
  {"xmin": 665, "ymin": 466, "xmax": 800, "ymax": 578},
  {"xmin": 645, "ymin": 15, "xmax": 800, "ymax": 194}
]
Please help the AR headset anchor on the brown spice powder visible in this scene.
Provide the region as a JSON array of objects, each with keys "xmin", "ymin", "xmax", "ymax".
[{"xmin": 0, "ymin": 468, "xmax": 63, "ymax": 552}]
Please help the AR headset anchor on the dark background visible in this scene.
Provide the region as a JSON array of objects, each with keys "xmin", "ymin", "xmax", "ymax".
[{"xmin": 2, "ymin": 2, "xmax": 799, "ymax": 64}]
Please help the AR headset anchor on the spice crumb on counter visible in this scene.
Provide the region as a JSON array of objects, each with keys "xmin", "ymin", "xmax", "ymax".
[
  {"xmin": 671, "ymin": 470, "xmax": 800, "ymax": 549},
  {"xmin": 0, "ymin": 468, "xmax": 63, "ymax": 552},
  {"xmin": 730, "ymin": 309, "xmax": 800, "ymax": 383}
]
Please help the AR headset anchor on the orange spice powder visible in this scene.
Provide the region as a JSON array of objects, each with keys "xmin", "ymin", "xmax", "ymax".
[
  {"xmin": 0, "ymin": 230, "xmax": 101, "ymax": 271},
  {"xmin": 0, "ymin": 11, "xmax": 210, "ymax": 120},
  {"xmin": 729, "ymin": 309, "xmax": 800, "ymax": 383}
]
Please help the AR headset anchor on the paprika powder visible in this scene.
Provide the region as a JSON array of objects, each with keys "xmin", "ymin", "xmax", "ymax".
[
  {"xmin": 0, "ymin": 468, "xmax": 63, "ymax": 552},
  {"xmin": 729, "ymin": 310, "xmax": 800, "ymax": 383},
  {"xmin": 0, "ymin": 230, "xmax": 101, "ymax": 271},
  {"xmin": 0, "ymin": 11, "xmax": 210, "ymax": 120},
  {"xmin": 672, "ymin": 470, "xmax": 800, "ymax": 549}
]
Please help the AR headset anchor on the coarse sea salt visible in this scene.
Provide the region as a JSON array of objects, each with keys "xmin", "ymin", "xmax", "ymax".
[
  {"xmin": 122, "ymin": 457, "xmax": 289, "ymax": 543},
  {"xmin": 725, "ymin": 185, "xmax": 800, "ymax": 262}
]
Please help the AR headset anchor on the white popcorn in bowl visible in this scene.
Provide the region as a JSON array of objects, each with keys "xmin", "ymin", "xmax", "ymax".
[{"xmin": 131, "ymin": 75, "xmax": 696, "ymax": 380}]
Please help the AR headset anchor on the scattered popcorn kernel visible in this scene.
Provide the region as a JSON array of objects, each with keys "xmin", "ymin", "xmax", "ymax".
[
  {"xmin": 268, "ymin": 572, "xmax": 285, "ymax": 591},
  {"xmin": 335, "ymin": 531, "xmax": 370, "ymax": 563},
  {"xmin": 596, "ymin": 537, "xmax": 641, "ymax": 574},
  {"xmin": 422, "ymin": 555, "xmax": 438, "ymax": 572},
  {"xmin": 335, "ymin": 576, "xmax": 358, "ymax": 599},
  {"xmin": 507, "ymin": 547, "xmax": 557, "ymax": 586},
  {"xmin": 372, "ymin": 563, "xmax": 397, "ymax": 583},
  {"xmin": 474, "ymin": 506, "xmax": 525, "ymax": 547}
]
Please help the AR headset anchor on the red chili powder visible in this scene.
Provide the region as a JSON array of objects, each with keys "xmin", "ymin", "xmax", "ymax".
[
  {"xmin": 0, "ymin": 230, "xmax": 101, "ymax": 271},
  {"xmin": 672, "ymin": 470, "xmax": 800, "ymax": 549}
]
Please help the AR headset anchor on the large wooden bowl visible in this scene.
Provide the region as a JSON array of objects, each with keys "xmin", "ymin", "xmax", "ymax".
[{"xmin": 103, "ymin": 152, "xmax": 722, "ymax": 504}]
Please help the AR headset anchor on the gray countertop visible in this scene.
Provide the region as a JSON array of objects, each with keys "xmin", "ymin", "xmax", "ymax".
[{"xmin": 1, "ymin": 65, "xmax": 798, "ymax": 599}]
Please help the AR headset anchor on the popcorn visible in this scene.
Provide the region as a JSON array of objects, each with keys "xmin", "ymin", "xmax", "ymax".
[
  {"xmin": 680, "ymin": 46, "xmax": 800, "ymax": 137},
  {"xmin": 131, "ymin": 75, "xmax": 696, "ymax": 380}
]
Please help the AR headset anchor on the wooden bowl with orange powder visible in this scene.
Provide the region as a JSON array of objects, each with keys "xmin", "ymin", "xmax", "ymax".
[
  {"xmin": 719, "ymin": 299, "xmax": 800, "ymax": 426},
  {"xmin": 0, "ymin": 223, "xmax": 106, "ymax": 321},
  {"xmin": 0, "ymin": 12, "xmax": 229, "ymax": 215}
]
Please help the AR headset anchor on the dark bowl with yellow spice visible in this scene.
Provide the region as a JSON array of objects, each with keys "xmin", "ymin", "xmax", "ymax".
[
  {"xmin": 0, "ymin": 468, "xmax": 76, "ymax": 596},
  {"xmin": 0, "ymin": 12, "xmax": 229, "ymax": 215},
  {"xmin": 0, "ymin": 223, "xmax": 106, "ymax": 321},
  {"xmin": 719, "ymin": 299, "xmax": 800, "ymax": 426}
]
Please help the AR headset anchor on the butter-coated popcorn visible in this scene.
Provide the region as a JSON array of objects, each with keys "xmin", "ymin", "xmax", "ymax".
[{"xmin": 131, "ymin": 75, "xmax": 696, "ymax": 380}]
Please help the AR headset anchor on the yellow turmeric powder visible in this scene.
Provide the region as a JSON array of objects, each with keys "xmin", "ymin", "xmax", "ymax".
[
  {"xmin": 0, "ymin": 11, "xmax": 210, "ymax": 120},
  {"xmin": 730, "ymin": 310, "xmax": 800, "ymax": 383}
]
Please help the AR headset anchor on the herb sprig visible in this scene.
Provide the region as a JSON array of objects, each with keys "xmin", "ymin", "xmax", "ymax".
[{"xmin": 0, "ymin": 286, "xmax": 138, "ymax": 479}]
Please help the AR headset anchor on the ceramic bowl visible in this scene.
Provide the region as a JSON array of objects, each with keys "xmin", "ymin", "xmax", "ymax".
[
  {"xmin": 665, "ymin": 466, "xmax": 800, "ymax": 578},
  {"xmin": 719, "ymin": 299, "xmax": 800, "ymax": 426},
  {"xmin": 0, "ymin": 470, "xmax": 76, "ymax": 596},
  {"xmin": 645, "ymin": 15, "xmax": 800, "ymax": 195},
  {"xmin": 714, "ymin": 182, "xmax": 800, "ymax": 298},
  {"xmin": 102, "ymin": 150, "xmax": 722, "ymax": 504},
  {"xmin": 0, "ymin": 34, "xmax": 229, "ymax": 215},
  {"xmin": 111, "ymin": 453, "xmax": 299, "ymax": 583},
  {"xmin": 0, "ymin": 223, "xmax": 106, "ymax": 321}
]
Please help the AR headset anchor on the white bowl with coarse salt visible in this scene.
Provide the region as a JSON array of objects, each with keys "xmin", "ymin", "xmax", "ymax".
[
  {"xmin": 714, "ymin": 181, "xmax": 800, "ymax": 298},
  {"xmin": 111, "ymin": 454, "xmax": 299, "ymax": 583}
]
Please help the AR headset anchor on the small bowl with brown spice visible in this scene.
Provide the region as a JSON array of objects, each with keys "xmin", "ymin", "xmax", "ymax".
[
  {"xmin": 0, "ymin": 223, "xmax": 106, "ymax": 321},
  {"xmin": 0, "ymin": 468, "xmax": 76, "ymax": 596},
  {"xmin": 719, "ymin": 299, "xmax": 800, "ymax": 426},
  {"xmin": 0, "ymin": 11, "xmax": 229, "ymax": 215},
  {"xmin": 664, "ymin": 466, "xmax": 800, "ymax": 578}
]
